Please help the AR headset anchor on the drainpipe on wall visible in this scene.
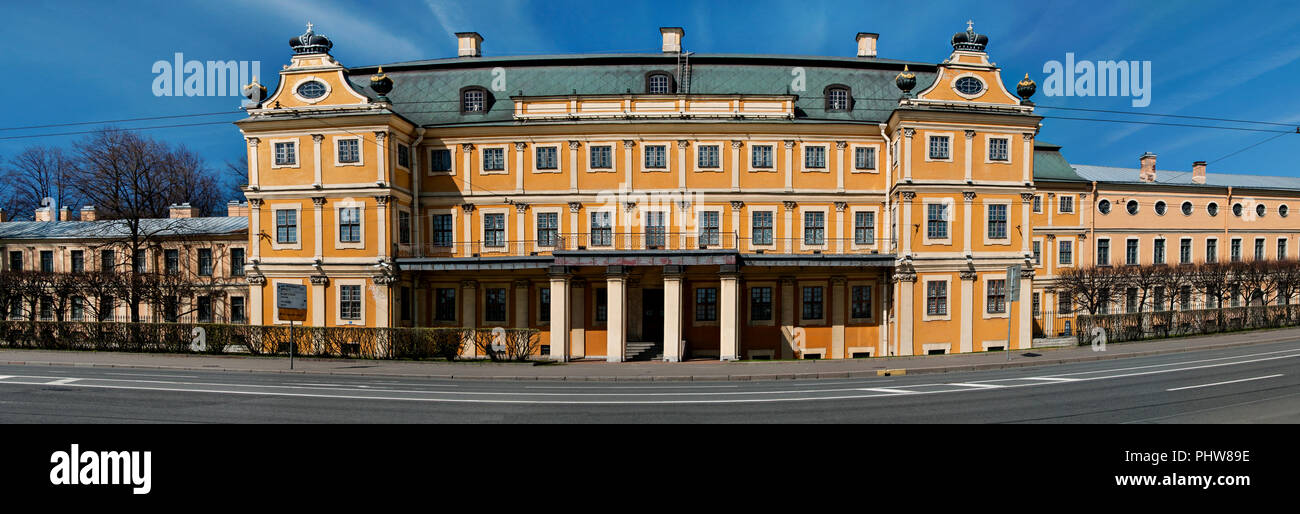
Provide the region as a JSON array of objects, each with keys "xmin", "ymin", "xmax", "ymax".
[
  {"xmin": 1225, "ymin": 186, "xmax": 1232, "ymax": 248},
  {"xmin": 1089, "ymin": 181, "xmax": 1097, "ymax": 266}
]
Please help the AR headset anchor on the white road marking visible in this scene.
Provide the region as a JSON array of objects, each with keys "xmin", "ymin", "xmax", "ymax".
[
  {"xmin": 46, "ymin": 378, "xmax": 80, "ymax": 385},
  {"xmin": 949, "ymin": 382, "xmax": 1006, "ymax": 389},
  {"xmin": 103, "ymin": 372, "xmax": 199, "ymax": 378},
  {"xmin": 858, "ymin": 387, "xmax": 918, "ymax": 394},
  {"xmin": 1017, "ymin": 377, "xmax": 1082, "ymax": 383},
  {"xmin": 1166, "ymin": 374, "xmax": 1283, "ymax": 392}
]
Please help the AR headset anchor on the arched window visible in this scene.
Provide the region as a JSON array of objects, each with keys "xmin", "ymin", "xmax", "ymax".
[
  {"xmin": 646, "ymin": 73, "xmax": 674, "ymax": 94},
  {"xmin": 461, "ymin": 87, "xmax": 490, "ymax": 114},
  {"xmin": 825, "ymin": 85, "xmax": 852, "ymax": 112}
]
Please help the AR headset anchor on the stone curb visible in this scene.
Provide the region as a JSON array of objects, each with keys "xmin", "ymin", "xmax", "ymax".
[{"xmin": 1, "ymin": 333, "xmax": 1295, "ymax": 382}]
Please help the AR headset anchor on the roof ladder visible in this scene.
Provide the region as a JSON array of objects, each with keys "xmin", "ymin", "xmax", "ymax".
[{"xmin": 677, "ymin": 51, "xmax": 693, "ymax": 95}]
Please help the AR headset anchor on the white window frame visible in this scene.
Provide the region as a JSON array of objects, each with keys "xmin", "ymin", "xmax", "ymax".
[
  {"xmin": 1097, "ymin": 237, "xmax": 1112, "ymax": 266},
  {"xmin": 924, "ymin": 132, "xmax": 955, "ymax": 162},
  {"xmin": 586, "ymin": 141, "xmax": 616, "ymax": 172},
  {"xmin": 395, "ymin": 141, "xmax": 411, "ymax": 171},
  {"xmin": 428, "ymin": 208, "xmax": 457, "ymax": 249},
  {"xmin": 334, "ymin": 279, "xmax": 367, "ymax": 326},
  {"xmin": 1179, "ymin": 237, "xmax": 1194, "ymax": 265},
  {"xmin": 799, "ymin": 206, "xmax": 829, "ymax": 251},
  {"xmin": 800, "ymin": 143, "xmax": 830, "ymax": 173},
  {"xmin": 640, "ymin": 142, "xmax": 670, "ymax": 172},
  {"xmin": 1124, "ymin": 237, "xmax": 1141, "ymax": 266},
  {"xmin": 534, "ymin": 207, "xmax": 563, "ymax": 249},
  {"xmin": 532, "ymin": 143, "xmax": 562, "ymax": 174},
  {"xmin": 534, "ymin": 283, "xmax": 551, "ymax": 326},
  {"xmin": 1280, "ymin": 237, "xmax": 1290, "ymax": 261},
  {"xmin": 587, "ymin": 207, "xmax": 615, "ymax": 249},
  {"xmin": 480, "ymin": 283, "xmax": 511, "ymax": 327},
  {"xmin": 848, "ymin": 280, "xmax": 877, "ymax": 323},
  {"xmin": 922, "ymin": 199, "xmax": 953, "ymax": 246},
  {"xmin": 427, "ymin": 146, "xmax": 455, "ymax": 176},
  {"xmin": 479, "ymin": 144, "xmax": 509, "ymax": 175},
  {"xmin": 695, "ymin": 206, "xmax": 725, "ymax": 248},
  {"xmin": 747, "ymin": 206, "xmax": 777, "ymax": 251},
  {"xmin": 746, "ymin": 281, "xmax": 777, "ymax": 327},
  {"xmin": 1032, "ymin": 236, "xmax": 1044, "ymax": 268},
  {"xmin": 984, "ymin": 200, "xmax": 1012, "ymax": 245},
  {"xmin": 693, "ymin": 142, "xmax": 724, "ymax": 172},
  {"xmin": 747, "ymin": 141, "xmax": 777, "ymax": 172},
  {"xmin": 269, "ymin": 203, "xmax": 302, "ymax": 251},
  {"xmin": 269, "ymin": 138, "xmax": 300, "ymax": 169},
  {"xmin": 797, "ymin": 281, "xmax": 828, "ymax": 326},
  {"xmin": 1032, "ymin": 195, "xmax": 1043, "ymax": 214},
  {"xmin": 921, "ymin": 275, "xmax": 952, "ymax": 322},
  {"xmin": 982, "ymin": 273, "xmax": 1011, "ymax": 320},
  {"xmin": 1205, "ymin": 236, "xmax": 1219, "ymax": 263},
  {"xmin": 641, "ymin": 206, "xmax": 670, "ymax": 249},
  {"xmin": 333, "ymin": 200, "xmax": 366, "ymax": 250},
  {"xmin": 1059, "ymin": 194, "xmax": 1076, "ymax": 214},
  {"xmin": 983, "ymin": 134, "xmax": 1012, "ymax": 164},
  {"xmin": 480, "ymin": 207, "xmax": 509, "ymax": 253},
  {"xmin": 849, "ymin": 143, "xmax": 880, "ymax": 173},
  {"xmin": 290, "ymin": 76, "xmax": 332, "ymax": 104},
  {"xmin": 271, "ymin": 278, "xmax": 308, "ymax": 325},
  {"xmin": 1152, "ymin": 236, "xmax": 1167, "ymax": 265},
  {"xmin": 691, "ymin": 283, "xmax": 721, "ymax": 328},
  {"xmin": 1057, "ymin": 236, "xmax": 1075, "ymax": 267},
  {"xmin": 332, "ymin": 135, "xmax": 364, "ymax": 167},
  {"xmin": 849, "ymin": 206, "xmax": 880, "ymax": 251}
]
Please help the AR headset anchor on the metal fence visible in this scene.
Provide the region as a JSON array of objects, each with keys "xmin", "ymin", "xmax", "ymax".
[
  {"xmin": 0, "ymin": 320, "xmax": 540, "ymax": 361},
  {"xmin": 1072, "ymin": 304, "xmax": 1300, "ymax": 345}
]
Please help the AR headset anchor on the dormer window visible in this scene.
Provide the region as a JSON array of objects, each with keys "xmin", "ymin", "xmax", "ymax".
[
  {"xmin": 647, "ymin": 73, "xmax": 674, "ymax": 94},
  {"xmin": 461, "ymin": 87, "xmax": 489, "ymax": 114},
  {"xmin": 825, "ymin": 86, "xmax": 851, "ymax": 112}
]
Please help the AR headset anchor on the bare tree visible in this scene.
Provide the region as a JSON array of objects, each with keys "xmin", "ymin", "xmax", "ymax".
[
  {"xmin": 4, "ymin": 145, "xmax": 80, "ymax": 220},
  {"xmin": 1057, "ymin": 266, "xmax": 1122, "ymax": 315}
]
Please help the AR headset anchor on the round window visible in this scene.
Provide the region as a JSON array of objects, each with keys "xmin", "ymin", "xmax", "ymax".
[
  {"xmin": 1281, "ymin": 205, "xmax": 1290, "ymax": 218},
  {"xmin": 1207, "ymin": 202, "xmax": 1219, "ymax": 217},
  {"xmin": 1256, "ymin": 204, "xmax": 1266, "ymax": 218},
  {"xmin": 296, "ymin": 81, "xmax": 327, "ymax": 99},
  {"xmin": 1181, "ymin": 201, "xmax": 1193, "ymax": 216},
  {"xmin": 1154, "ymin": 201, "xmax": 1167, "ymax": 216},
  {"xmin": 1098, "ymin": 199, "xmax": 1111, "ymax": 215},
  {"xmin": 1233, "ymin": 203, "xmax": 1244, "ymax": 217},
  {"xmin": 1127, "ymin": 200, "xmax": 1139, "ymax": 215},
  {"xmin": 954, "ymin": 76, "xmax": 985, "ymax": 96}
]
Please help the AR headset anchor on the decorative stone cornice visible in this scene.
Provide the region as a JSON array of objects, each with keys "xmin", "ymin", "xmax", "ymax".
[
  {"xmin": 1021, "ymin": 192, "xmax": 1036, "ymax": 203},
  {"xmin": 374, "ymin": 195, "xmax": 392, "ymax": 206},
  {"xmin": 248, "ymin": 198, "xmax": 264, "ymax": 208},
  {"xmin": 246, "ymin": 137, "xmax": 260, "ymax": 146},
  {"xmin": 373, "ymin": 132, "xmax": 386, "ymax": 142},
  {"xmin": 960, "ymin": 269, "xmax": 978, "ymax": 280},
  {"xmin": 247, "ymin": 274, "xmax": 266, "ymax": 286},
  {"xmin": 1022, "ymin": 133, "xmax": 1034, "ymax": 141},
  {"xmin": 894, "ymin": 271, "xmax": 917, "ymax": 283}
]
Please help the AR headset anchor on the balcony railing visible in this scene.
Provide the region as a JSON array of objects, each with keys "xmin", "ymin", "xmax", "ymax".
[{"xmin": 396, "ymin": 233, "xmax": 896, "ymax": 258}]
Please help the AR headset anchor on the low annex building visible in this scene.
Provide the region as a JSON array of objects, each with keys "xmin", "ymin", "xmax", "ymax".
[{"xmin": 231, "ymin": 23, "xmax": 1300, "ymax": 361}]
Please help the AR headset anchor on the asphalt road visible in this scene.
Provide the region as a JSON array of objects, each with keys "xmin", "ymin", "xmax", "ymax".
[{"xmin": 0, "ymin": 340, "xmax": 1297, "ymax": 423}]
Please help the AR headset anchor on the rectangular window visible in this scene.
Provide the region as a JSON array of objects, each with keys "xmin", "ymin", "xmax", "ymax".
[
  {"xmin": 274, "ymin": 142, "xmax": 296, "ymax": 166},
  {"xmin": 99, "ymin": 250, "xmax": 114, "ymax": 272},
  {"xmin": 1033, "ymin": 240, "xmax": 1042, "ymax": 265},
  {"xmin": 854, "ymin": 147, "xmax": 876, "ymax": 170},
  {"xmin": 1231, "ymin": 239, "xmax": 1241, "ymax": 262},
  {"xmin": 1058, "ymin": 294, "xmax": 1072, "ymax": 314},
  {"xmin": 1059, "ymin": 195, "xmax": 1074, "ymax": 213},
  {"xmin": 397, "ymin": 143, "xmax": 410, "ymax": 169},
  {"xmin": 751, "ymin": 145, "xmax": 773, "ymax": 168},
  {"xmin": 164, "ymin": 249, "xmax": 179, "ymax": 275},
  {"xmin": 1206, "ymin": 239, "xmax": 1218, "ymax": 263},
  {"xmin": 851, "ymin": 285, "xmax": 872, "ymax": 319},
  {"xmin": 435, "ymin": 289, "xmax": 457, "ymax": 322},
  {"xmin": 695, "ymin": 287, "xmax": 718, "ymax": 322},
  {"xmin": 483, "ymin": 147, "xmax": 505, "ymax": 171},
  {"xmin": 539, "ymin": 288, "xmax": 551, "ymax": 323},
  {"xmin": 1255, "ymin": 238, "xmax": 1265, "ymax": 261},
  {"xmin": 337, "ymin": 139, "xmax": 360, "ymax": 164},
  {"xmin": 1032, "ymin": 195, "xmax": 1042, "ymax": 213},
  {"xmin": 1180, "ymin": 239, "xmax": 1191, "ymax": 264},
  {"xmin": 644, "ymin": 145, "xmax": 667, "ymax": 169},
  {"xmin": 40, "ymin": 250, "xmax": 53, "ymax": 273},
  {"xmin": 1126, "ymin": 239, "xmax": 1139, "ymax": 266},
  {"xmin": 400, "ymin": 287, "xmax": 412, "ymax": 322},
  {"xmin": 1153, "ymin": 239, "xmax": 1166, "ymax": 265},
  {"xmin": 484, "ymin": 213, "xmax": 505, "ymax": 248},
  {"xmin": 891, "ymin": 139, "xmax": 899, "ymax": 168},
  {"xmin": 9, "ymin": 251, "xmax": 21, "ymax": 272},
  {"xmin": 1155, "ymin": 287, "xmax": 1166, "ymax": 310},
  {"xmin": 987, "ymin": 204, "xmax": 1008, "ymax": 240},
  {"xmin": 926, "ymin": 204, "xmax": 949, "ymax": 240},
  {"xmin": 230, "ymin": 296, "xmax": 246, "ymax": 323},
  {"xmin": 71, "ymin": 296, "xmax": 85, "ymax": 321},
  {"xmin": 926, "ymin": 281, "xmax": 948, "ymax": 316},
  {"xmin": 645, "ymin": 211, "xmax": 666, "ymax": 248},
  {"xmin": 987, "ymin": 279, "xmax": 1008, "ymax": 314},
  {"xmin": 198, "ymin": 248, "xmax": 213, "ymax": 277},
  {"xmin": 697, "ymin": 145, "xmax": 720, "ymax": 168},
  {"xmin": 1280, "ymin": 239, "xmax": 1288, "ymax": 260},
  {"xmin": 802, "ymin": 286, "xmax": 824, "ymax": 320},
  {"xmin": 276, "ymin": 209, "xmax": 298, "ymax": 244},
  {"xmin": 537, "ymin": 212, "xmax": 558, "ymax": 247},
  {"xmin": 595, "ymin": 288, "xmax": 608, "ymax": 323},
  {"xmin": 589, "ymin": 145, "xmax": 612, "ymax": 169},
  {"xmin": 699, "ymin": 211, "xmax": 720, "ymax": 246},
  {"xmin": 432, "ymin": 214, "xmax": 453, "ymax": 247},
  {"xmin": 133, "ymin": 250, "xmax": 146, "ymax": 274},
  {"xmin": 340, "ymin": 285, "xmax": 362, "ymax": 321},
  {"xmin": 988, "ymin": 138, "xmax": 1009, "ymax": 161},
  {"xmin": 398, "ymin": 211, "xmax": 411, "ymax": 245},
  {"xmin": 750, "ymin": 287, "xmax": 772, "ymax": 321},
  {"xmin": 1032, "ymin": 292, "xmax": 1041, "ymax": 316},
  {"xmin": 1126, "ymin": 288, "xmax": 1139, "ymax": 313},
  {"xmin": 1059, "ymin": 240, "xmax": 1073, "ymax": 265},
  {"xmin": 590, "ymin": 211, "xmax": 612, "ymax": 247},
  {"xmin": 928, "ymin": 136, "xmax": 950, "ymax": 159},
  {"xmin": 536, "ymin": 146, "xmax": 558, "ymax": 170},
  {"xmin": 162, "ymin": 296, "xmax": 177, "ymax": 323},
  {"xmin": 803, "ymin": 211, "xmax": 825, "ymax": 245},
  {"xmin": 197, "ymin": 295, "xmax": 213, "ymax": 323},
  {"xmin": 751, "ymin": 211, "xmax": 773, "ymax": 245},
  {"xmin": 339, "ymin": 207, "xmax": 362, "ymax": 243},
  {"xmin": 98, "ymin": 296, "xmax": 114, "ymax": 322},
  {"xmin": 429, "ymin": 149, "xmax": 452, "ymax": 172},
  {"xmin": 1097, "ymin": 239, "xmax": 1110, "ymax": 266},
  {"xmin": 804, "ymin": 146, "xmax": 826, "ymax": 169},
  {"xmin": 71, "ymin": 250, "xmax": 84, "ymax": 273},
  {"xmin": 854, "ymin": 211, "xmax": 875, "ymax": 245}
]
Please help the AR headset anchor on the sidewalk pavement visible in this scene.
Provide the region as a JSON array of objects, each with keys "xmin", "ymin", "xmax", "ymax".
[{"xmin": 2, "ymin": 328, "xmax": 1298, "ymax": 382}]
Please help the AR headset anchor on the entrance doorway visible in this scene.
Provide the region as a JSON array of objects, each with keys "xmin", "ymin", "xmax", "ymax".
[{"xmin": 642, "ymin": 288, "xmax": 664, "ymax": 343}]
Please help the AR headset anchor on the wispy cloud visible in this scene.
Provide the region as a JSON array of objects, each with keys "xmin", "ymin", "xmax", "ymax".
[{"xmin": 240, "ymin": 0, "xmax": 424, "ymax": 62}]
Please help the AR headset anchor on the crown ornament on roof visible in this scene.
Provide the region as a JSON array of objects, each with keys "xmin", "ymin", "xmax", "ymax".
[
  {"xmin": 290, "ymin": 22, "xmax": 333, "ymax": 55},
  {"xmin": 951, "ymin": 20, "xmax": 989, "ymax": 52},
  {"xmin": 1016, "ymin": 73, "xmax": 1037, "ymax": 104},
  {"xmin": 370, "ymin": 67, "xmax": 394, "ymax": 103},
  {"xmin": 895, "ymin": 65, "xmax": 917, "ymax": 96}
]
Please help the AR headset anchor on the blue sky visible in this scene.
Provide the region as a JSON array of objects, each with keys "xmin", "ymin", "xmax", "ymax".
[{"xmin": 2, "ymin": 0, "xmax": 1298, "ymax": 182}]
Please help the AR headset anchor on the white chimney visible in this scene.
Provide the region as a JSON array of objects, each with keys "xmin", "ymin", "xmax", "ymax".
[
  {"xmin": 660, "ymin": 27, "xmax": 684, "ymax": 53},
  {"xmin": 456, "ymin": 32, "xmax": 483, "ymax": 57},
  {"xmin": 1192, "ymin": 161, "xmax": 1207, "ymax": 184},
  {"xmin": 1139, "ymin": 152, "xmax": 1157, "ymax": 182},
  {"xmin": 856, "ymin": 32, "xmax": 879, "ymax": 58}
]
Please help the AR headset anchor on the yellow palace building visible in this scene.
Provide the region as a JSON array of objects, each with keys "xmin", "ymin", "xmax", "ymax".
[{"xmin": 235, "ymin": 23, "xmax": 1300, "ymax": 361}]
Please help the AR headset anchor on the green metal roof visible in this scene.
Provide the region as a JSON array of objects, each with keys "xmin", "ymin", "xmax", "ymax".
[{"xmin": 1032, "ymin": 142, "xmax": 1086, "ymax": 183}]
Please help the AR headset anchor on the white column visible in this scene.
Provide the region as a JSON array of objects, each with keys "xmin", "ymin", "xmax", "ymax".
[
  {"xmin": 1021, "ymin": 133, "xmax": 1033, "ymax": 184},
  {"xmin": 1019, "ymin": 271, "xmax": 1033, "ymax": 349},
  {"xmin": 1021, "ymin": 193, "xmax": 1034, "ymax": 255},
  {"xmin": 836, "ymin": 141, "xmax": 847, "ymax": 193},
  {"xmin": 605, "ymin": 267, "xmax": 627, "ymax": 362},
  {"xmin": 835, "ymin": 202, "xmax": 846, "ymax": 254},
  {"xmin": 311, "ymin": 276, "xmax": 326, "ymax": 327},
  {"xmin": 514, "ymin": 142, "xmax": 526, "ymax": 193},
  {"xmin": 375, "ymin": 196, "xmax": 389, "ymax": 259},
  {"xmin": 960, "ymin": 271, "xmax": 975, "ymax": 353},
  {"xmin": 902, "ymin": 128, "xmax": 914, "ymax": 182},
  {"xmin": 461, "ymin": 280, "xmax": 478, "ymax": 358},
  {"xmin": 312, "ymin": 197, "xmax": 324, "ymax": 261},
  {"xmin": 374, "ymin": 132, "xmax": 387, "ymax": 184},
  {"xmin": 548, "ymin": 271, "xmax": 570, "ymax": 361},
  {"xmin": 900, "ymin": 192, "xmax": 914, "ymax": 256},
  {"xmin": 568, "ymin": 141, "xmax": 580, "ymax": 193},
  {"xmin": 461, "ymin": 204, "xmax": 474, "ymax": 257},
  {"xmin": 462, "ymin": 143, "xmax": 474, "ymax": 194},
  {"xmin": 897, "ymin": 274, "xmax": 914, "ymax": 356},
  {"xmin": 247, "ymin": 138, "xmax": 260, "ymax": 188},
  {"xmin": 963, "ymin": 191, "xmax": 974, "ymax": 256},
  {"xmin": 623, "ymin": 140, "xmax": 634, "ymax": 189},
  {"xmin": 249, "ymin": 277, "xmax": 265, "ymax": 325},
  {"xmin": 783, "ymin": 202, "xmax": 795, "ymax": 254},
  {"xmin": 515, "ymin": 203, "xmax": 528, "ymax": 256},
  {"xmin": 783, "ymin": 140, "xmax": 794, "ymax": 192},
  {"xmin": 571, "ymin": 280, "xmax": 586, "ymax": 358},
  {"xmin": 720, "ymin": 265, "xmax": 741, "ymax": 361},
  {"xmin": 568, "ymin": 203, "xmax": 580, "ymax": 251},
  {"xmin": 963, "ymin": 130, "xmax": 973, "ymax": 183},
  {"xmin": 730, "ymin": 202, "xmax": 743, "ymax": 250},
  {"xmin": 831, "ymin": 276, "xmax": 846, "ymax": 359},
  {"xmin": 312, "ymin": 134, "xmax": 324, "ymax": 187},
  {"xmin": 677, "ymin": 140, "xmax": 688, "ymax": 190},
  {"xmin": 730, "ymin": 140, "xmax": 742, "ymax": 192},
  {"xmin": 249, "ymin": 199, "xmax": 263, "ymax": 261},
  {"xmin": 663, "ymin": 267, "xmax": 684, "ymax": 362},
  {"xmin": 779, "ymin": 276, "xmax": 795, "ymax": 359}
]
